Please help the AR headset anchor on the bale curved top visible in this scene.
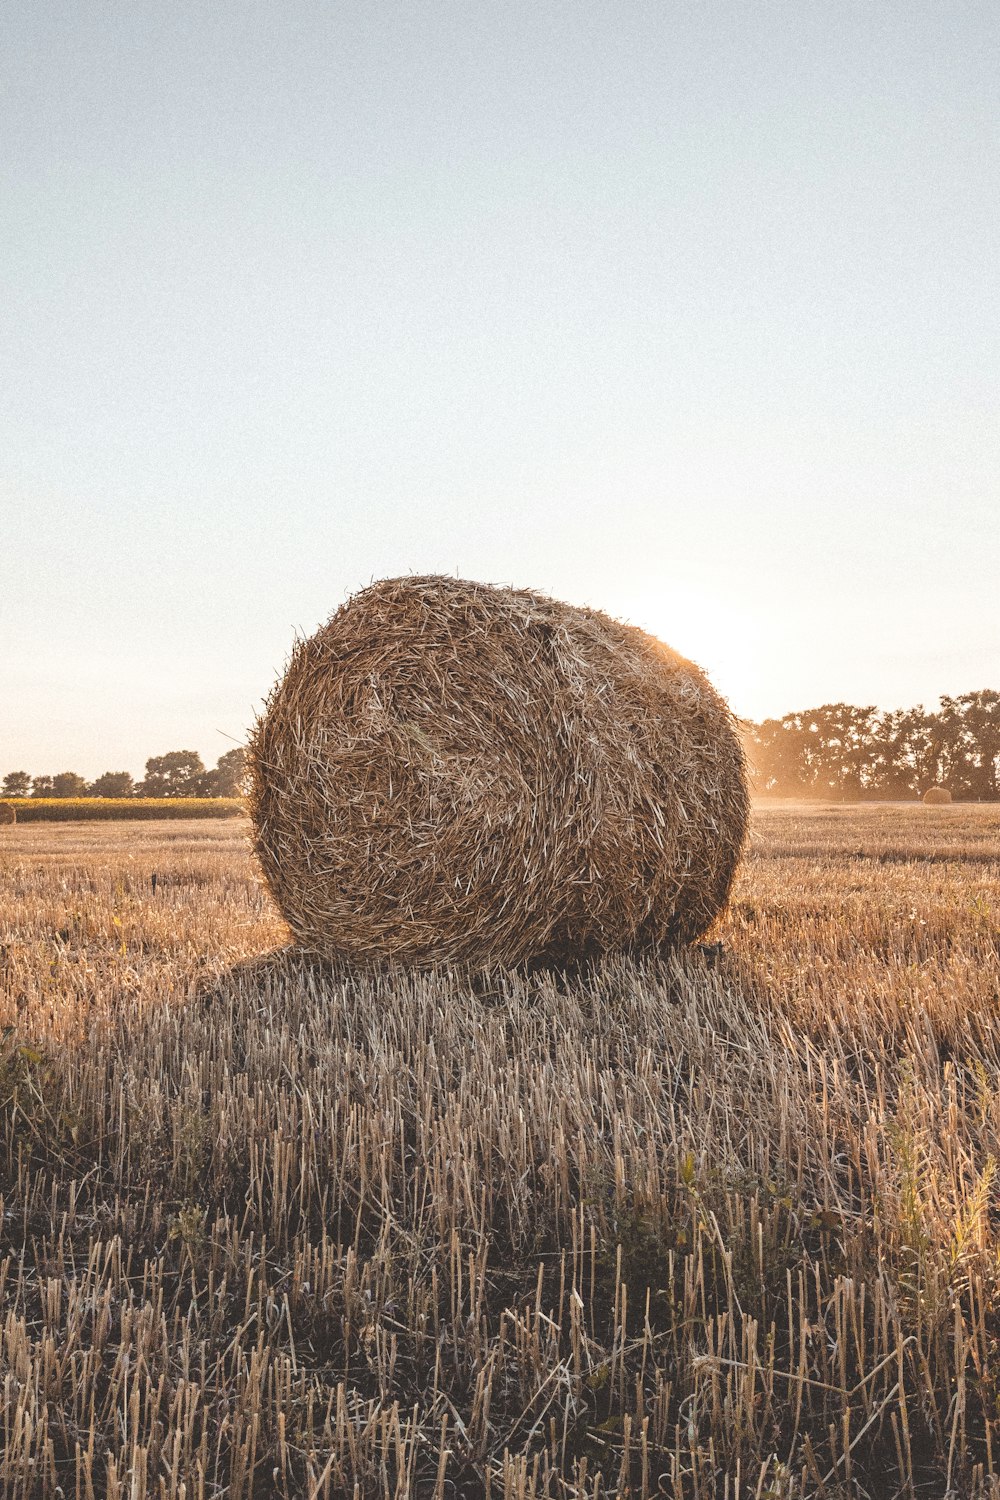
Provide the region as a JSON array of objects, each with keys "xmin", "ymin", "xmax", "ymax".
[
  {"xmin": 923, "ymin": 786, "xmax": 952, "ymax": 805},
  {"xmin": 248, "ymin": 576, "xmax": 749, "ymax": 968},
  {"xmin": 0, "ymin": 801, "xmax": 15, "ymax": 825}
]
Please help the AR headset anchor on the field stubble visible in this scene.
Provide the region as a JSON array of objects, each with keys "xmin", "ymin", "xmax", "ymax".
[{"xmin": 1, "ymin": 805, "xmax": 999, "ymax": 1498}]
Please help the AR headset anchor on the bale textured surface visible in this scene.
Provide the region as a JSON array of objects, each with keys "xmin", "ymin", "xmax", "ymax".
[
  {"xmin": 923, "ymin": 786, "xmax": 953, "ymax": 805},
  {"xmin": 248, "ymin": 576, "xmax": 748, "ymax": 967},
  {"xmin": 0, "ymin": 802, "xmax": 16, "ymax": 825}
]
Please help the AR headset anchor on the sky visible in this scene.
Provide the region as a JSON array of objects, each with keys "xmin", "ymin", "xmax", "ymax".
[{"xmin": 2, "ymin": 1, "xmax": 998, "ymax": 779}]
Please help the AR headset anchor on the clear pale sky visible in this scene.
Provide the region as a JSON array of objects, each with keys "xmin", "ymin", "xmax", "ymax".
[{"xmin": 2, "ymin": 1, "xmax": 998, "ymax": 778}]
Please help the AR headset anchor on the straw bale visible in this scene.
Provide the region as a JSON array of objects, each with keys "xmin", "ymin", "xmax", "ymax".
[
  {"xmin": 0, "ymin": 802, "xmax": 16, "ymax": 825},
  {"xmin": 248, "ymin": 576, "xmax": 749, "ymax": 968},
  {"xmin": 923, "ymin": 786, "xmax": 952, "ymax": 805}
]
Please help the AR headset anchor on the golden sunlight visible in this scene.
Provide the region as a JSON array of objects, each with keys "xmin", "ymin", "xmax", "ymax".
[{"xmin": 606, "ymin": 585, "xmax": 762, "ymax": 720}]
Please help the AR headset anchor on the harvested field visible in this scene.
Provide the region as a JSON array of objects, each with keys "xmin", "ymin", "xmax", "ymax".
[
  {"xmin": 1, "ymin": 804, "xmax": 999, "ymax": 1497},
  {"xmin": 3, "ymin": 797, "xmax": 243, "ymax": 822}
]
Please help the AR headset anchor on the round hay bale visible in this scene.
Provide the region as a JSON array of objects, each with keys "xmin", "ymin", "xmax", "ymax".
[
  {"xmin": 923, "ymin": 786, "xmax": 952, "ymax": 805},
  {"xmin": 248, "ymin": 576, "xmax": 749, "ymax": 968},
  {"xmin": 0, "ymin": 801, "xmax": 16, "ymax": 825}
]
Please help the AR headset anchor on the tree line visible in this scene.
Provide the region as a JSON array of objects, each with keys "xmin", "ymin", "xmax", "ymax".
[
  {"xmin": 743, "ymin": 690, "xmax": 999, "ymax": 800},
  {"xmin": 1, "ymin": 748, "xmax": 246, "ymax": 800},
  {"xmin": 4, "ymin": 689, "xmax": 998, "ymax": 805}
]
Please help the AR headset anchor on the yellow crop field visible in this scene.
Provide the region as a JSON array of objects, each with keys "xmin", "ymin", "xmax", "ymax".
[
  {"xmin": 1, "ymin": 805, "xmax": 999, "ymax": 1497},
  {"xmin": 2, "ymin": 796, "xmax": 244, "ymax": 822}
]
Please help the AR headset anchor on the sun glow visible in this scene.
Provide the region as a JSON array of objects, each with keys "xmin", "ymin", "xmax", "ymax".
[{"xmin": 604, "ymin": 586, "xmax": 762, "ymax": 721}]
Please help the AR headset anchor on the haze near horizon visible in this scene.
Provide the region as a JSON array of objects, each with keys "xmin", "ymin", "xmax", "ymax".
[{"xmin": 2, "ymin": 1, "xmax": 998, "ymax": 778}]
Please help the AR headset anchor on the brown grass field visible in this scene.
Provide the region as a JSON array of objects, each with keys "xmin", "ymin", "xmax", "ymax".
[
  {"xmin": 1, "ymin": 804, "xmax": 999, "ymax": 1498},
  {"xmin": 2, "ymin": 799, "xmax": 243, "ymax": 823}
]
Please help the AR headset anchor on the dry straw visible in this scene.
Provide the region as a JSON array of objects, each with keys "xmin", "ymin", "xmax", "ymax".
[
  {"xmin": 923, "ymin": 786, "xmax": 953, "ymax": 805},
  {"xmin": 0, "ymin": 801, "xmax": 16, "ymax": 825},
  {"xmin": 248, "ymin": 575, "xmax": 749, "ymax": 967}
]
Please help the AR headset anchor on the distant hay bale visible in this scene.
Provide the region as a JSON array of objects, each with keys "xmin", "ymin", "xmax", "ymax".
[
  {"xmin": 0, "ymin": 801, "xmax": 15, "ymax": 825},
  {"xmin": 248, "ymin": 576, "xmax": 749, "ymax": 968},
  {"xmin": 923, "ymin": 786, "xmax": 952, "ymax": 805}
]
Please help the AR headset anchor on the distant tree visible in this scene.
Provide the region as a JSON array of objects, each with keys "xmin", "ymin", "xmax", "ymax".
[
  {"xmin": 141, "ymin": 750, "xmax": 206, "ymax": 797},
  {"xmin": 51, "ymin": 772, "xmax": 90, "ymax": 798},
  {"xmin": 745, "ymin": 689, "xmax": 1000, "ymax": 801},
  {"xmin": 745, "ymin": 716, "xmax": 810, "ymax": 796},
  {"xmin": 746, "ymin": 705, "xmax": 881, "ymax": 799},
  {"xmin": 880, "ymin": 706, "xmax": 948, "ymax": 797},
  {"xmin": 802, "ymin": 704, "xmax": 880, "ymax": 798},
  {"xmin": 938, "ymin": 691, "xmax": 1000, "ymax": 801},
  {"xmin": 1, "ymin": 771, "xmax": 31, "ymax": 797},
  {"xmin": 198, "ymin": 747, "xmax": 247, "ymax": 797},
  {"xmin": 89, "ymin": 771, "xmax": 135, "ymax": 798},
  {"xmin": 31, "ymin": 775, "xmax": 55, "ymax": 797}
]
